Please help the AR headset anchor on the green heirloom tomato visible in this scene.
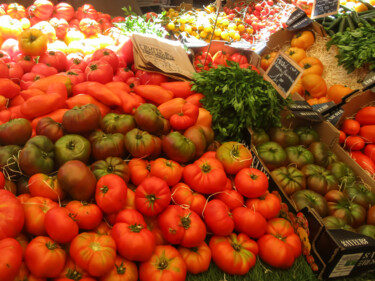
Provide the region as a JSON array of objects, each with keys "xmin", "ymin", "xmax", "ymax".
[
  {"xmin": 124, "ymin": 128, "xmax": 155, "ymax": 159},
  {"xmin": 327, "ymin": 162, "xmax": 356, "ymax": 188},
  {"xmin": 19, "ymin": 136, "xmax": 55, "ymax": 176},
  {"xmin": 0, "ymin": 145, "xmax": 22, "ymax": 180},
  {"xmin": 344, "ymin": 183, "xmax": 375, "ymax": 210},
  {"xmin": 62, "ymin": 104, "xmax": 102, "ymax": 134},
  {"xmin": 57, "ymin": 160, "xmax": 96, "ymax": 201},
  {"xmin": 0, "ymin": 118, "xmax": 32, "ymax": 146},
  {"xmin": 89, "ymin": 130, "xmax": 125, "ymax": 160},
  {"xmin": 256, "ymin": 141, "xmax": 286, "ymax": 171},
  {"xmin": 325, "ymin": 190, "xmax": 366, "ymax": 228},
  {"xmin": 100, "ymin": 113, "xmax": 136, "ymax": 135},
  {"xmin": 268, "ymin": 127, "xmax": 299, "ymax": 148},
  {"xmin": 357, "ymin": 225, "xmax": 375, "ymax": 239},
  {"xmin": 162, "ymin": 131, "xmax": 196, "ymax": 163},
  {"xmin": 54, "ymin": 134, "xmax": 91, "ymax": 167},
  {"xmin": 302, "ymin": 164, "xmax": 339, "ymax": 195},
  {"xmin": 291, "ymin": 189, "xmax": 328, "ymax": 217},
  {"xmin": 271, "ymin": 166, "xmax": 306, "ymax": 196},
  {"xmin": 91, "ymin": 156, "xmax": 129, "ymax": 183},
  {"xmin": 294, "ymin": 126, "xmax": 320, "ymax": 147},
  {"xmin": 134, "ymin": 103, "xmax": 165, "ymax": 135},
  {"xmin": 308, "ymin": 142, "xmax": 338, "ymax": 168},
  {"xmin": 252, "ymin": 129, "xmax": 270, "ymax": 146},
  {"xmin": 322, "ymin": 216, "xmax": 354, "ymax": 232},
  {"xmin": 285, "ymin": 146, "xmax": 314, "ymax": 169}
]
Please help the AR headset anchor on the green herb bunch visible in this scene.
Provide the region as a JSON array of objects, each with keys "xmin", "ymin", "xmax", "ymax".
[
  {"xmin": 115, "ymin": 8, "xmax": 168, "ymax": 38},
  {"xmin": 326, "ymin": 23, "xmax": 375, "ymax": 73},
  {"xmin": 192, "ymin": 62, "xmax": 291, "ymax": 142}
]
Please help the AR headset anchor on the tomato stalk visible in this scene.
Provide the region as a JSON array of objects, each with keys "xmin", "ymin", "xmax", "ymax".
[
  {"xmin": 180, "ymin": 213, "xmax": 192, "ymax": 230},
  {"xmin": 201, "ymin": 163, "xmax": 212, "ymax": 173},
  {"xmin": 128, "ymin": 223, "xmax": 144, "ymax": 233},
  {"xmin": 45, "ymin": 241, "xmax": 59, "ymax": 250},
  {"xmin": 66, "ymin": 268, "xmax": 83, "ymax": 281},
  {"xmin": 157, "ymin": 257, "xmax": 169, "ymax": 270},
  {"xmin": 116, "ymin": 262, "xmax": 126, "ymax": 274},
  {"xmin": 230, "ymin": 242, "xmax": 242, "ymax": 252},
  {"xmin": 100, "ymin": 185, "xmax": 109, "ymax": 194}
]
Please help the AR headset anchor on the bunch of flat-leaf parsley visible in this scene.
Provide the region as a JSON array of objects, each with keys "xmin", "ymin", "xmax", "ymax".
[{"xmin": 192, "ymin": 62, "xmax": 291, "ymax": 142}]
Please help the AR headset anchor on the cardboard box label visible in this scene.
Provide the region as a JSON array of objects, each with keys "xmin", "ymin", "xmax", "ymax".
[
  {"xmin": 311, "ymin": 0, "xmax": 340, "ymax": 19},
  {"xmin": 329, "ymin": 253, "xmax": 364, "ymax": 278},
  {"xmin": 264, "ymin": 52, "xmax": 303, "ymax": 97},
  {"xmin": 289, "ymin": 100, "xmax": 324, "ymax": 122}
]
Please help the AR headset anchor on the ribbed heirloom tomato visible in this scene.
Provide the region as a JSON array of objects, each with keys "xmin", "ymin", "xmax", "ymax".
[
  {"xmin": 171, "ymin": 182, "xmax": 206, "ymax": 215},
  {"xmin": 203, "ymin": 199, "xmax": 234, "ymax": 236},
  {"xmin": 0, "ymin": 238, "xmax": 22, "ymax": 281},
  {"xmin": 234, "ymin": 168, "xmax": 269, "ymax": 198},
  {"xmin": 178, "ymin": 241, "xmax": 211, "ymax": 274},
  {"xmin": 0, "ymin": 190, "xmax": 24, "ymax": 239},
  {"xmin": 18, "ymin": 29, "xmax": 48, "ymax": 57}
]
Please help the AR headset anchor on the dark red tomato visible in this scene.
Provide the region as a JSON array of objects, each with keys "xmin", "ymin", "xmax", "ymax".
[
  {"xmin": 44, "ymin": 207, "xmax": 79, "ymax": 243},
  {"xmin": 7, "ymin": 62, "xmax": 24, "ymax": 83},
  {"xmin": 65, "ymin": 200, "xmax": 103, "ymax": 230},
  {"xmin": 39, "ymin": 51, "xmax": 67, "ymax": 72},
  {"xmin": 31, "ymin": 63, "xmax": 58, "ymax": 77},
  {"xmin": 14, "ymin": 54, "xmax": 36, "ymax": 73},
  {"xmin": 209, "ymin": 233, "xmax": 258, "ymax": 275},
  {"xmin": 95, "ymin": 174, "xmax": 128, "ymax": 214},
  {"xmin": 214, "ymin": 189, "xmax": 244, "ymax": 211},
  {"xmin": 234, "ymin": 168, "xmax": 269, "ymax": 198},
  {"xmin": 0, "ymin": 238, "xmax": 23, "ymax": 281},
  {"xmin": 246, "ymin": 192, "xmax": 281, "ymax": 220},
  {"xmin": 91, "ymin": 48, "xmax": 118, "ymax": 72},
  {"xmin": 258, "ymin": 218, "xmax": 302, "ymax": 269},
  {"xmin": 232, "ymin": 206, "xmax": 267, "ymax": 239},
  {"xmin": 85, "ymin": 60, "xmax": 113, "ymax": 84},
  {"xmin": 158, "ymin": 205, "xmax": 206, "ymax": 248},
  {"xmin": 135, "ymin": 176, "xmax": 171, "ymax": 216},
  {"xmin": 203, "ymin": 199, "xmax": 234, "ymax": 236}
]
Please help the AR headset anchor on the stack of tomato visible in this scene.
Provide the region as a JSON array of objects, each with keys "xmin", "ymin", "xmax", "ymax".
[
  {"xmin": 339, "ymin": 106, "xmax": 375, "ymax": 176},
  {"xmin": 254, "ymin": 126, "xmax": 375, "ymax": 240}
]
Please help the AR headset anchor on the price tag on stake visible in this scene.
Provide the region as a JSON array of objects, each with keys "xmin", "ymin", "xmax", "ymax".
[
  {"xmin": 264, "ymin": 52, "xmax": 303, "ymax": 98},
  {"xmin": 311, "ymin": 0, "xmax": 340, "ymax": 19}
]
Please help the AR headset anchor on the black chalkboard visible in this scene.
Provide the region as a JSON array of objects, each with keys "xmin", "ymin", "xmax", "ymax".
[
  {"xmin": 265, "ymin": 53, "xmax": 303, "ymax": 96},
  {"xmin": 311, "ymin": 0, "xmax": 340, "ymax": 19}
]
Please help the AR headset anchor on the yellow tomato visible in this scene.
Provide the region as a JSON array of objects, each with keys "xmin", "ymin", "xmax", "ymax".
[
  {"xmin": 200, "ymin": 30, "xmax": 208, "ymax": 38},
  {"xmin": 204, "ymin": 26, "xmax": 213, "ymax": 33},
  {"xmin": 166, "ymin": 22, "xmax": 175, "ymax": 31},
  {"xmin": 214, "ymin": 28, "xmax": 222, "ymax": 36},
  {"xmin": 237, "ymin": 24, "xmax": 245, "ymax": 33}
]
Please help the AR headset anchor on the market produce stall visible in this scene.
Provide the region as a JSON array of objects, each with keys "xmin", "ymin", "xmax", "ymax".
[{"xmin": 0, "ymin": 1, "xmax": 374, "ymax": 281}]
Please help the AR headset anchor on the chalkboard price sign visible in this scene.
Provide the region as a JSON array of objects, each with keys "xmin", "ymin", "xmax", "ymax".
[
  {"xmin": 311, "ymin": 0, "xmax": 340, "ymax": 19},
  {"xmin": 265, "ymin": 52, "xmax": 303, "ymax": 97}
]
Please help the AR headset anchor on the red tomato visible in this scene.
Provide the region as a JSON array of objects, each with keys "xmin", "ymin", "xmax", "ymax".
[
  {"xmin": 209, "ymin": 233, "xmax": 258, "ymax": 275},
  {"xmin": 54, "ymin": 2, "xmax": 74, "ymax": 21},
  {"xmin": 246, "ymin": 192, "xmax": 281, "ymax": 219},
  {"xmin": 0, "ymin": 238, "xmax": 23, "ymax": 281},
  {"xmin": 25, "ymin": 236, "xmax": 67, "ymax": 278},
  {"xmin": 0, "ymin": 60, "xmax": 9, "ymax": 78},
  {"xmin": 7, "ymin": 62, "xmax": 23, "ymax": 83},
  {"xmin": 364, "ymin": 144, "xmax": 375, "ymax": 163},
  {"xmin": 0, "ymin": 50, "xmax": 11, "ymax": 63},
  {"xmin": 28, "ymin": 173, "xmax": 65, "ymax": 202},
  {"xmin": 203, "ymin": 199, "xmax": 234, "ymax": 236},
  {"xmin": 91, "ymin": 48, "xmax": 118, "ymax": 72},
  {"xmin": 350, "ymin": 151, "xmax": 375, "ymax": 174},
  {"xmin": 75, "ymin": 4, "xmax": 98, "ymax": 21},
  {"xmin": 213, "ymin": 189, "xmax": 244, "ymax": 210},
  {"xmin": 56, "ymin": 257, "xmax": 90, "ymax": 280},
  {"xmin": 339, "ymin": 130, "xmax": 346, "ymax": 144},
  {"xmin": 128, "ymin": 158, "xmax": 150, "ymax": 186},
  {"xmin": 232, "ymin": 206, "xmax": 267, "ymax": 239},
  {"xmin": 65, "ymin": 200, "xmax": 103, "ymax": 230},
  {"xmin": 115, "ymin": 67, "xmax": 134, "ymax": 82},
  {"xmin": 95, "ymin": 174, "xmax": 128, "ymax": 214},
  {"xmin": 67, "ymin": 53, "xmax": 87, "ymax": 72},
  {"xmin": 139, "ymin": 245, "xmax": 186, "ymax": 281},
  {"xmin": 258, "ymin": 218, "xmax": 302, "ymax": 269},
  {"xmin": 0, "ymin": 171, "xmax": 4, "ymax": 189},
  {"xmin": 20, "ymin": 72, "xmax": 44, "ymax": 90},
  {"xmin": 150, "ymin": 158, "xmax": 183, "ymax": 186},
  {"xmin": 23, "ymin": 196, "xmax": 59, "ymax": 236},
  {"xmin": 341, "ymin": 119, "xmax": 360, "ymax": 135},
  {"xmin": 69, "ymin": 232, "xmax": 116, "ymax": 277},
  {"xmin": 135, "ymin": 176, "xmax": 171, "ymax": 216},
  {"xmin": 63, "ymin": 69, "xmax": 85, "ymax": 85},
  {"xmin": 178, "ymin": 241, "xmax": 211, "ymax": 274},
  {"xmin": 138, "ymin": 71, "xmax": 168, "ymax": 85},
  {"xmin": 368, "ymin": 205, "xmax": 375, "ymax": 225},
  {"xmin": 145, "ymin": 216, "xmax": 167, "ymax": 246},
  {"xmin": 44, "ymin": 207, "xmax": 79, "ymax": 243},
  {"xmin": 126, "ymin": 76, "xmax": 141, "ymax": 89},
  {"xmin": 14, "ymin": 54, "xmax": 35, "ymax": 73},
  {"xmin": 31, "ymin": 63, "xmax": 58, "ymax": 77},
  {"xmin": 171, "ymin": 182, "xmax": 206, "ymax": 215},
  {"xmin": 183, "ymin": 157, "xmax": 227, "ymax": 194},
  {"xmin": 85, "ymin": 60, "xmax": 113, "ymax": 84},
  {"xmin": 49, "ymin": 17, "xmax": 69, "ymax": 40},
  {"xmin": 99, "ymin": 255, "xmax": 138, "ymax": 281},
  {"xmin": 344, "ymin": 135, "xmax": 365, "ymax": 151},
  {"xmin": 170, "ymin": 103, "xmax": 199, "ymax": 131},
  {"xmin": 111, "ymin": 219, "xmax": 155, "ymax": 262},
  {"xmin": 234, "ymin": 168, "xmax": 269, "ymax": 198},
  {"xmin": 158, "ymin": 205, "xmax": 206, "ymax": 248},
  {"xmin": 39, "ymin": 51, "xmax": 67, "ymax": 72},
  {"xmin": 0, "ymin": 190, "xmax": 24, "ymax": 239},
  {"xmin": 31, "ymin": 0, "xmax": 54, "ymax": 20},
  {"xmin": 115, "ymin": 209, "xmax": 146, "ymax": 225}
]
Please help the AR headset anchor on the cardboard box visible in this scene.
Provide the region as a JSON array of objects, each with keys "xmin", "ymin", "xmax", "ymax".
[{"xmin": 248, "ymin": 115, "xmax": 375, "ymax": 279}]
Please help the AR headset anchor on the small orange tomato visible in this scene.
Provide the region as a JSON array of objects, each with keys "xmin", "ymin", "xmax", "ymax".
[
  {"xmin": 327, "ymin": 84, "xmax": 353, "ymax": 104},
  {"xmin": 341, "ymin": 119, "xmax": 360, "ymax": 135},
  {"xmin": 260, "ymin": 51, "xmax": 277, "ymax": 71},
  {"xmin": 291, "ymin": 30, "xmax": 315, "ymax": 50},
  {"xmin": 302, "ymin": 74, "xmax": 327, "ymax": 98},
  {"xmin": 339, "ymin": 130, "xmax": 346, "ymax": 144},
  {"xmin": 285, "ymin": 47, "xmax": 306, "ymax": 63},
  {"xmin": 299, "ymin": 57, "xmax": 324, "ymax": 76}
]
